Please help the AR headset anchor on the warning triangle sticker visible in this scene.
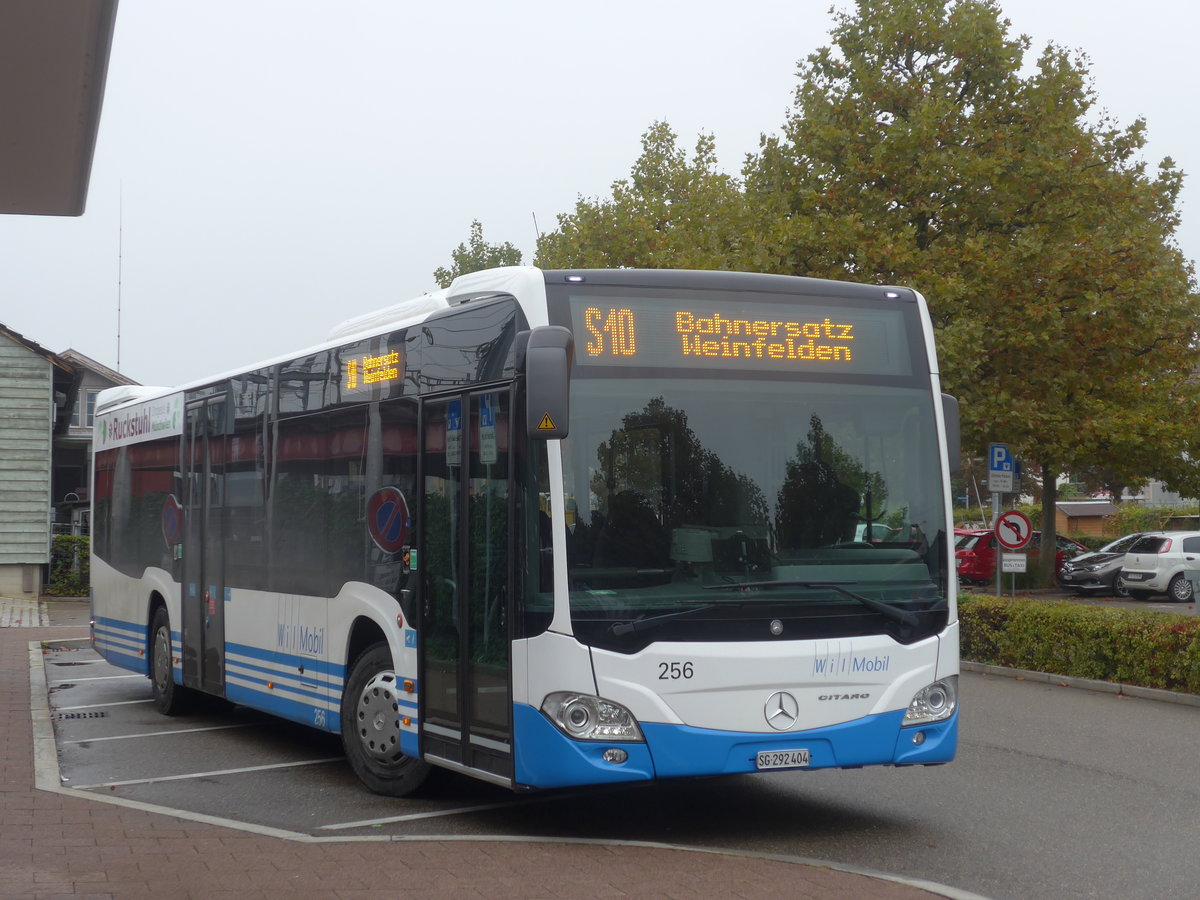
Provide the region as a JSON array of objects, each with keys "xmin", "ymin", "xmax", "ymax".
[{"xmin": 537, "ymin": 413, "xmax": 557, "ymax": 431}]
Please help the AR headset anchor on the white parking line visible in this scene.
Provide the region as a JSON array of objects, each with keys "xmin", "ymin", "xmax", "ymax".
[
  {"xmin": 55, "ymin": 699, "xmax": 154, "ymax": 711},
  {"xmin": 61, "ymin": 723, "xmax": 255, "ymax": 744},
  {"xmin": 49, "ymin": 674, "xmax": 144, "ymax": 685},
  {"xmin": 70, "ymin": 756, "xmax": 344, "ymax": 790}
]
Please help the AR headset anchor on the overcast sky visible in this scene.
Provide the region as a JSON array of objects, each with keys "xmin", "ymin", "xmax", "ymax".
[{"xmin": 3, "ymin": 0, "xmax": 1196, "ymax": 387}]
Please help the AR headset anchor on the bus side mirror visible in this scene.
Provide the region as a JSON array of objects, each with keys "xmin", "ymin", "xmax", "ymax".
[
  {"xmin": 942, "ymin": 394, "xmax": 961, "ymax": 474},
  {"xmin": 525, "ymin": 326, "xmax": 573, "ymax": 440}
]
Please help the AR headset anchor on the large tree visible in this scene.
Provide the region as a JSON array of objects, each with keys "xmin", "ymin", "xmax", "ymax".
[
  {"xmin": 745, "ymin": 0, "xmax": 1199, "ymax": 582},
  {"xmin": 535, "ymin": 122, "xmax": 757, "ymax": 270},
  {"xmin": 433, "ymin": 220, "xmax": 523, "ymax": 287},
  {"xmin": 533, "ymin": 0, "xmax": 1199, "ymax": 585}
]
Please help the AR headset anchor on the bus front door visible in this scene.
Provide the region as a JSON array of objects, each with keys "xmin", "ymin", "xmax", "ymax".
[
  {"xmin": 181, "ymin": 395, "xmax": 228, "ymax": 696},
  {"xmin": 419, "ymin": 390, "xmax": 514, "ymax": 787}
]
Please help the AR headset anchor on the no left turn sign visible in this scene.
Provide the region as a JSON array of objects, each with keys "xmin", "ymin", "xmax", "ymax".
[{"xmin": 995, "ymin": 510, "xmax": 1033, "ymax": 550}]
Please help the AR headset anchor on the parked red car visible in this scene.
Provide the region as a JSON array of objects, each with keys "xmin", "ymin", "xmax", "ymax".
[{"xmin": 954, "ymin": 528, "xmax": 1088, "ymax": 585}]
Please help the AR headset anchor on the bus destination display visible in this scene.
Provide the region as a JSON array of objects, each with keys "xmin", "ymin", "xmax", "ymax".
[
  {"xmin": 345, "ymin": 350, "xmax": 401, "ymax": 390},
  {"xmin": 569, "ymin": 294, "xmax": 913, "ymax": 375}
]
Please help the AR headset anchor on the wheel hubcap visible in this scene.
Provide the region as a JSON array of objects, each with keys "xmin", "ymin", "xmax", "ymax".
[
  {"xmin": 153, "ymin": 627, "xmax": 171, "ymax": 692},
  {"xmin": 357, "ymin": 671, "xmax": 401, "ymax": 761}
]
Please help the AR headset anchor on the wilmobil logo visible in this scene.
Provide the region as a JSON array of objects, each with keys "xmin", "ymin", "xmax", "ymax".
[
  {"xmin": 812, "ymin": 653, "xmax": 892, "ymax": 677},
  {"xmin": 98, "ymin": 394, "xmax": 183, "ymax": 450}
]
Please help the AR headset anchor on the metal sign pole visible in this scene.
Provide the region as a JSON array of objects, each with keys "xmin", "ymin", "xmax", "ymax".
[{"xmin": 993, "ymin": 492, "xmax": 1002, "ymax": 597}]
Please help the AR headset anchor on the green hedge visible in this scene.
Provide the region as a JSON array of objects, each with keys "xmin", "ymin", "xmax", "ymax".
[
  {"xmin": 1065, "ymin": 534, "xmax": 1109, "ymax": 552},
  {"xmin": 959, "ymin": 593, "xmax": 1200, "ymax": 695},
  {"xmin": 47, "ymin": 535, "xmax": 90, "ymax": 597}
]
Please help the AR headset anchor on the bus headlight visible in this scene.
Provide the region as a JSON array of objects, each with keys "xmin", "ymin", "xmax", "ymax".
[
  {"xmin": 902, "ymin": 676, "xmax": 958, "ymax": 726},
  {"xmin": 541, "ymin": 692, "xmax": 644, "ymax": 742}
]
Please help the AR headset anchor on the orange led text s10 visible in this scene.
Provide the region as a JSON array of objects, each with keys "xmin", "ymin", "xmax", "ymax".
[{"xmin": 584, "ymin": 307, "xmax": 637, "ymax": 356}]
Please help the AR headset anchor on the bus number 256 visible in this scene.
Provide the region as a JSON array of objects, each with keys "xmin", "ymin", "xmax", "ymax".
[{"xmin": 659, "ymin": 661, "xmax": 694, "ymax": 680}]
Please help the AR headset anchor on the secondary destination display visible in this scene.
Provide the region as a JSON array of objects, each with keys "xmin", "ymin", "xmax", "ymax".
[
  {"xmin": 568, "ymin": 293, "xmax": 914, "ymax": 375},
  {"xmin": 345, "ymin": 350, "xmax": 401, "ymax": 390},
  {"xmin": 337, "ymin": 341, "xmax": 405, "ymax": 396}
]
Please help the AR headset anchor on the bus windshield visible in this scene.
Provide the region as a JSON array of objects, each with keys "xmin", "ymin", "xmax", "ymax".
[{"xmin": 557, "ymin": 376, "xmax": 949, "ymax": 651}]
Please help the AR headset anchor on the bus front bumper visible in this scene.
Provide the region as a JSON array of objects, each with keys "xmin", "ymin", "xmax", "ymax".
[{"xmin": 512, "ymin": 704, "xmax": 957, "ymax": 789}]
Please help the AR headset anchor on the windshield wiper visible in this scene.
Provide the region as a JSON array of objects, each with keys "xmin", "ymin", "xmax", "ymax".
[
  {"xmin": 609, "ymin": 604, "xmax": 717, "ymax": 636},
  {"xmin": 703, "ymin": 580, "xmax": 921, "ymax": 631}
]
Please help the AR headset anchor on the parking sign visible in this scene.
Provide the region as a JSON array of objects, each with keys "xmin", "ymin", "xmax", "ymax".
[{"xmin": 988, "ymin": 443, "xmax": 1014, "ymax": 493}]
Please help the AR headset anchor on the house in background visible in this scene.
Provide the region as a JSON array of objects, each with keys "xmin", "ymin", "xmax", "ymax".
[
  {"xmin": 0, "ymin": 326, "xmax": 77, "ymax": 597},
  {"xmin": 0, "ymin": 326, "xmax": 133, "ymax": 597},
  {"xmin": 1054, "ymin": 501, "xmax": 1120, "ymax": 538}
]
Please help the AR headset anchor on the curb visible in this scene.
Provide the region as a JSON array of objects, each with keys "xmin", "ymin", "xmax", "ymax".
[{"xmin": 962, "ymin": 661, "xmax": 1200, "ymax": 707}]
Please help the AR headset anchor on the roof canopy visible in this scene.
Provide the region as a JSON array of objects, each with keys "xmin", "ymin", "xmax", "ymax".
[{"xmin": 0, "ymin": 1, "xmax": 118, "ymax": 216}]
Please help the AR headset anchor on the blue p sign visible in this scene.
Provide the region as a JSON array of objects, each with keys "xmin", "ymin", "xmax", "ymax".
[{"xmin": 989, "ymin": 443, "xmax": 1011, "ymax": 473}]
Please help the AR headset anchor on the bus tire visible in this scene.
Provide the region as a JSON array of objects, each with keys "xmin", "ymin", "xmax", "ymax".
[
  {"xmin": 341, "ymin": 642, "xmax": 431, "ymax": 797},
  {"xmin": 149, "ymin": 607, "xmax": 189, "ymax": 715}
]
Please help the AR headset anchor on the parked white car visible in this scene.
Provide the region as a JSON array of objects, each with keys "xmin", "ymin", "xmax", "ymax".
[{"xmin": 1119, "ymin": 531, "xmax": 1200, "ymax": 601}]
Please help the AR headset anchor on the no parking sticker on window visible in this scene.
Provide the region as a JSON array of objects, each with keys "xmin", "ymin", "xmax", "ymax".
[{"xmin": 367, "ymin": 486, "xmax": 410, "ymax": 555}]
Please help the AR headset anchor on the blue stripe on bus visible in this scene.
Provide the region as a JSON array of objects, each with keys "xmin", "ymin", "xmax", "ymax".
[
  {"xmin": 226, "ymin": 641, "xmax": 345, "ymax": 678},
  {"xmin": 224, "ymin": 661, "xmax": 418, "ymax": 716},
  {"xmin": 640, "ymin": 708, "xmax": 958, "ymax": 776},
  {"xmin": 92, "ymin": 617, "xmax": 149, "ymax": 675},
  {"xmin": 511, "ymin": 704, "xmax": 958, "ymax": 788},
  {"xmin": 225, "ymin": 682, "xmax": 344, "ymax": 734},
  {"xmin": 224, "ymin": 656, "xmax": 342, "ymax": 694},
  {"xmin": 93, "ymin": 624, "xmax": 144, "ymax": 646},
  {"xmin": 93, "ymin": 633, "xmax": 143, "ymax": 657},
  {"xmin": 225, "ymin": 669, "xmax": 331, "ymax": 706},
  {"xmin": 98, "ymin": 648, "xmax": 149, "ymax": 676},
  {"xmin": 93, "ymin": 616, "xmax": 145, "ymax": 637}
]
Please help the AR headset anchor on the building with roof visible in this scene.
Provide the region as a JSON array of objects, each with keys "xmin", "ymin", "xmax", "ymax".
[
  {"xmin": 1054, "ymin": 501, "xmax": 1120, "ymax": 538},
  {"xmin": 0, "ymin": 326, "xmax": 133, "ymax": 597},
  {"xmin": 0, "ymin": 326, "xmax": 78, "ymax": 596}
]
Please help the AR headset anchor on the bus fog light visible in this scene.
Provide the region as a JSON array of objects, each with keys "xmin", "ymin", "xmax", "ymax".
[
  {"xmin": 603, "ymin": 748, "xmax": 629, "ymax": 764},
  {"xmin": 912, "ymin": 731, "xmax": 926, "ymax": 746},
  {"xmin": 903, "ymin": 676, "xmax": 958, "ymax": 726},
  {"xmin": 541, "ymin": 692, "xmax": 644, "ymax": 742}
]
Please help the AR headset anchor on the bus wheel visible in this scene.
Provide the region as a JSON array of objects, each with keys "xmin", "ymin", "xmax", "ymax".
[
  {"xmin": 341, "ymin": 642, "xmax": 431, "ymax": 796},
  {"xmin": 149, "ymin": 607, "xmax": 188, "ymax": 715}
]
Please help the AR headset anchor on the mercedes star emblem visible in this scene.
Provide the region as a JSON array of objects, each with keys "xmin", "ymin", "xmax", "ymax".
[{"xmin": 765, "ymin": 690, "xmax": 799, "ymax": 730}]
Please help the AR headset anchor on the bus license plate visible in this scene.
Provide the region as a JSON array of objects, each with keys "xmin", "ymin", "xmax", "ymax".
[{"xmin": 756, "ymin": 748, "xmax": 810, "ymax": 770}]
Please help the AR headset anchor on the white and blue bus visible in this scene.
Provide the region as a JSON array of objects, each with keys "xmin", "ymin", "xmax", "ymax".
[{"xmin": 90, "ymin": 267, "xmax": 960, "ymax": 796}]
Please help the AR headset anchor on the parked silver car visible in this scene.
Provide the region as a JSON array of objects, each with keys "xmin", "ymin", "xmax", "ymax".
[
  {"xmin": 1058, "ymin": 532, "xmax": 1149, "ymax": 597},
  {"xmin": 1119, "ymin": 531, "xmax": 1200, "ymax": 601}
]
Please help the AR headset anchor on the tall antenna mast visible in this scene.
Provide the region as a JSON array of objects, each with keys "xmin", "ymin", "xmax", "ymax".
[{"xmin": 117, "ymin": 184, "xmax": 123, "ymax": 372}]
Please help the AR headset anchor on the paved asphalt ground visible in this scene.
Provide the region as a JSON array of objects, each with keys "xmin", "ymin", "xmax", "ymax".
[{"xmin": 0, "ymin": 595, "xmax": 973, "ymax": 900}]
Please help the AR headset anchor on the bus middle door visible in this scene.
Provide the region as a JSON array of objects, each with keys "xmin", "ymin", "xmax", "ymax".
[
  {"xmin": 418, "ymin": 390, "xmax": 514, "ymax": 787},
  {"xmin": 181, "ymin": 394, "xmax": 229, "ymax": 696}
]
